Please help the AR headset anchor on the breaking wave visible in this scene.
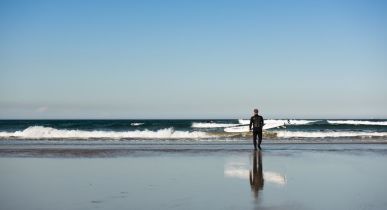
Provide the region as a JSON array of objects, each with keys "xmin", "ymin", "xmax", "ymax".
[
  {"xmin": 1, "ymin": 122, "xmax": 387, "ymax": 141},
  {"xmin": 0, "ymin": 126, "xmax": 210, "ymax": 139},
  {"xmin": 276, "ymin": 131, "xmax": 387, "ymax": 138},
  {"xmin": 327, "ymin": 120, "xmax": 387, "ymax": 126}
]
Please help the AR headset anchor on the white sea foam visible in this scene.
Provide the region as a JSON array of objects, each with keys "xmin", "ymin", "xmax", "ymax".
[
  {"xmin": 276, "ymin": 131, "xmax": 387, "ymax": 138},
  {"xmin": 0, "ymin": 126, "xmax": 210, "ymax": 139},
  {"xmin": 327, "ymin": 120, "xmax": 387, "ymax": 126},
  {"xmin": 192, "ymin": 122, "xmax": 239, "ymax": 128},
  {"xmin": 130, "ymin": 123, "xmax": 144, "ymax": 126}
]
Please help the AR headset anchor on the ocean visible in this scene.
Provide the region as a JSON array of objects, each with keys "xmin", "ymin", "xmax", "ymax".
[{"xmin": 0, "ymin": 119, "xmax": 386, "ymax": 144}]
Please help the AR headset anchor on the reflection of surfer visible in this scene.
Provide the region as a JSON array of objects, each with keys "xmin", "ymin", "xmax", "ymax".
[{"xmin": 249, "ymin": 150, "xmax": 264, "ymax": 200}]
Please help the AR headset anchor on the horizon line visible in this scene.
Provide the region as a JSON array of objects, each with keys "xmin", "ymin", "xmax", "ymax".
[{"xmin": 0, "ymin": 117, "xmax": 386, "ymax": 120}]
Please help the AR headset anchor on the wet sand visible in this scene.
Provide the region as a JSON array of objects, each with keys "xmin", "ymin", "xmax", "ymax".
[{"xmin": 1, "ymin": 143, "xmax": 387, "ymax": 210}]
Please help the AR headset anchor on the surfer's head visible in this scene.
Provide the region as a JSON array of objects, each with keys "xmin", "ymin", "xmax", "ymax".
[{"xmin": 254, "ymin": 109, "xmax": 258, "ymax": 114}]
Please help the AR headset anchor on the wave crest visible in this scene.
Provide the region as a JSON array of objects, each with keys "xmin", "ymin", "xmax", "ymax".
[
  {"xmin": 0, "ymin": 126, "xmax": 210, "ymax": 139},
  {"xmin": 276, "ymin": 131, "xmax": 387, "ymax": 138},
  {"xmin": 327, "ymin": 120, "xmax": 387, "ymax": 126}
]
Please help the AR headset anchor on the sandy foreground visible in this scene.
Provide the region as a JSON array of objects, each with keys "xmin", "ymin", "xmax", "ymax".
[{"xmin": 1, "ymin": 143, "xmax": 387, "ymax": 210}]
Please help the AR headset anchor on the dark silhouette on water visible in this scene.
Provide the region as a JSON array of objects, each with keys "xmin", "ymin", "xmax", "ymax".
[{"xmin": 249, "ymin": 150, "xmax": 264, "ymax": 200}]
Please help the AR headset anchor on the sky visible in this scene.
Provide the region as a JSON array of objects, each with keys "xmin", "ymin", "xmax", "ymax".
[{"xmin": 0, "ymin": 0, "xmax": 386, "ymax": 119}]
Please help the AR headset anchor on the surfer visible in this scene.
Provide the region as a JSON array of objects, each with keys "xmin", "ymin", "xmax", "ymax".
[{"xmin": 249, "ymin": 109, "xmax": 264, "ymax": 150}]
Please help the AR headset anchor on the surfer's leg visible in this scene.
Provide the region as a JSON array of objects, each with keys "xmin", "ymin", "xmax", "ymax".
[
  {"xmin": 253, "ymin": 130, "xmax": 258, "ymax": 150},
  {"xmin": 258, "ymin": 130, "xmax": 263, "ymax": 150}
]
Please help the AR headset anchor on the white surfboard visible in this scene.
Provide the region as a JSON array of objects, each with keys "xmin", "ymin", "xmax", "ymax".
[{"xmin": 224, "ymin": 121, "xmax": 285, "ymax": 133}]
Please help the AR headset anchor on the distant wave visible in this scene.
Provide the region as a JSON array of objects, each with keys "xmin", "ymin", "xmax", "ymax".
[
  {"xmin": 130, "ymin": 123, "xmax": 144, "ymax": 126},
  {"xmin": 276, "ymin": 131, "xmax": 387, "ymax": 138},
  {"xmin": 0, "ymin": 126, "xmax": 210, "ymax": 139},
  {"xmin": 192, "ymin": 122, "xmax": 239, "ymax": 128},
  {"xmin": 327, "ymin": 120, "xmax": 387, "ymax": 126}
]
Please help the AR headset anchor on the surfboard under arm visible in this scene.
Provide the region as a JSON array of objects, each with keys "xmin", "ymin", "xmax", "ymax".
[{"xmin": 224, "ymin": 122, "xmax": 285, "ymax": 133}]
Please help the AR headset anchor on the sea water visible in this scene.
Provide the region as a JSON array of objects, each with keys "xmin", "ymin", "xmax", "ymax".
[{"xmin": 0, "ymin": 119, "xmax": 386, "ymax": 144}]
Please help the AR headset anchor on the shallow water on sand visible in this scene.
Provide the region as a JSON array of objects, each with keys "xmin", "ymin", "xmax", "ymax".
[{"xmin": 1, "ymin": 144, "xmax": 387, "ymax": 210}]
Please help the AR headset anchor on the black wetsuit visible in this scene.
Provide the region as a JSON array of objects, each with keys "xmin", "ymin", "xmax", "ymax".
[{"xmin": 249, "ymin": 114, "xmax": 264, "ymax": 150}]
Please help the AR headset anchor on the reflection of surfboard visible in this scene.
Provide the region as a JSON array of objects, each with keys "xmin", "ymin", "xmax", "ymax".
[
  {"xmin": 224, "ymin": 122, "xmax": 285, "ymax": 133},
  {"xmin": 224, "ymin": 168, "xmax": 286, "ymax": 185}
]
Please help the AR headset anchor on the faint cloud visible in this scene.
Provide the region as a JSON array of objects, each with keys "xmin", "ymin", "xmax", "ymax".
[{"xmin": 36, "ymin": 106, "xmax": 48, "ymax": 113}]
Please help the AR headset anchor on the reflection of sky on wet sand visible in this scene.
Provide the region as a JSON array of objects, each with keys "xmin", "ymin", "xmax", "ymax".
[{"xmin": 1, "ymin": 145, "xmax": 387, "ymax": 210}]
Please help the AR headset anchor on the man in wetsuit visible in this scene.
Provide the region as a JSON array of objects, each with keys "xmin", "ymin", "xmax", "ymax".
[{"xmin": 249, "ymin": 109, "xmax": 264, "ymax": 150}]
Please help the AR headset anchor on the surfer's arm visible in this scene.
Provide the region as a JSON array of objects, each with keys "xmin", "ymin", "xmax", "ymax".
[{"xmin": 249, "ymin": 117, "xmax": 253, "ymax": 130}]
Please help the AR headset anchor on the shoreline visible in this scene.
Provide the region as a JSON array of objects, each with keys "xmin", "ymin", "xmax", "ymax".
[{"xmin": 1, "ymin": 142, "xmax": 387, "ymax": 158}]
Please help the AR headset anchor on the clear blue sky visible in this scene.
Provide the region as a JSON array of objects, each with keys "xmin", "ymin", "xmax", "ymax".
[{"xmin": 0, "ymin": 0, "xmax": 386, "ymax": 119}]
